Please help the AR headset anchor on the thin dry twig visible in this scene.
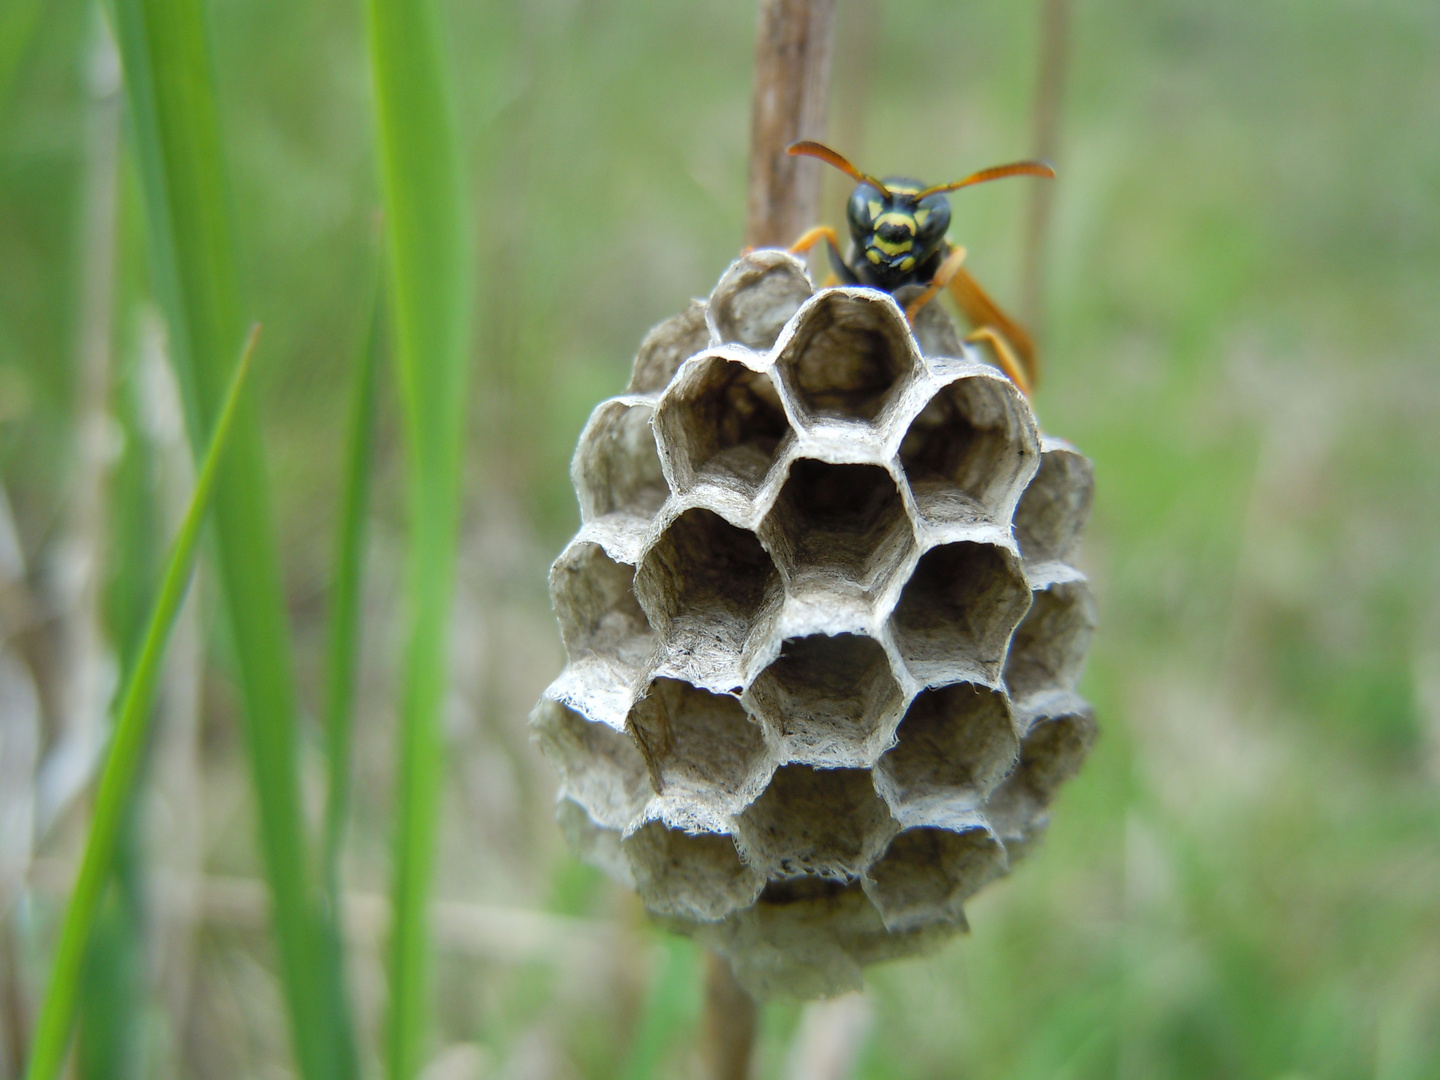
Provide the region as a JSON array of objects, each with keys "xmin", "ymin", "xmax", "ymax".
[
  {"xmin": 703, "ymin": 953, "xmax": 758, "ymax": 1080},
  {"xmin": 744, "ymin": 0, "xmax": 838, "ymax": 248},
  {"xmin": 1018, "ymin": 0, "xmax": 1073, "ymax": 334}
]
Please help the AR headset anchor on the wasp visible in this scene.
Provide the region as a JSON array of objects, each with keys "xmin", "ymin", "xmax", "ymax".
[{"xmin": 785, "ymin": 140, "xmax": 1054, "ymax": 395}]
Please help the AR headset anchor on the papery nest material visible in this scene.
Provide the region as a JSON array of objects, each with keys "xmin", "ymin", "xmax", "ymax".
[{"xmin": 533, "ymin": 249, "xmax": 1096, "ymax": 998}]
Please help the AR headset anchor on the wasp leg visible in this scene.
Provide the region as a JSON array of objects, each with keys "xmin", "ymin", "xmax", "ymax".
[
  {"xmin": 947, "ymin": 267, "xmax": 1038, "ymax": 390},
  {"xmin": 903, "ymin": 244, "xmax": 969, "ymax": 323},
  {"xmin": 788, "ymin": 225, "xmax": 842, "ymax": 255},
  {"xmin": 965, "ymin": 326, "xmax": 1032, "ymax": 397}
]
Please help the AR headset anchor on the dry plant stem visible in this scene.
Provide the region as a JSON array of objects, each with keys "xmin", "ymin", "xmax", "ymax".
[
  {"xmin": 1018, "ymin": 0, "xmax": 1072, "ymax": 332},
  {"xmin": 703, "ymin": 953, "xmax": 757, "ymax": 1080},
  {"xmin": 744, "ymin": 0, "xmax": 838, "ymax": 248}
]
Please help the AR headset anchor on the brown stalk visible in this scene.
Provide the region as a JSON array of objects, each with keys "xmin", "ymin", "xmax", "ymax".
[
  {"xmin": 1018, "ymin": 0, "xmax": 1073, "ymax": 334},
  {"xmin": 744, "ymin": 0, "xmax": 838, "ymax": 249}
]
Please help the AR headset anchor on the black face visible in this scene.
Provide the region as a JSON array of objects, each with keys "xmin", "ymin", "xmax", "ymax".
[{"xmin": 845, "ymin": 178, "xmax": 953, "ymax": 289}]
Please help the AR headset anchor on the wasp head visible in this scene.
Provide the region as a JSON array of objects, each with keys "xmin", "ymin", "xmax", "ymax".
[{"xmin": 845, "ymin": 180, "xmax": 952, "ymax": 289}]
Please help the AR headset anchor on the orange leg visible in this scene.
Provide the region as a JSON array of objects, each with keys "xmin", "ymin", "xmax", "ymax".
[
  {"xmin": 946, "ymin": 267, "xmax": 1038, "ymax": 390},
  {"xmin": 903, "ymin": 245, "xmax": 968, "ymax": 323},
  {"xmin": 788, "ymin": 225, "xmax": 843, "ymax": 256},
  {"xmin": 965, "ymin": 326, "xmax": 1032, "ymax": 397}
]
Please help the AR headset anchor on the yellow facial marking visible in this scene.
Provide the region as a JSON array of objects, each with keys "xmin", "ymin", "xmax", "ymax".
[
  {"xmin": 914, "ymin": 208, "xmax": 931, "ymax": 228},
  {"xmin": 871, "ymin": 236, "xmax": 913, "ymax": 256},
  {"xmin": 899, "ymin": 256, "xmax": 915, "ymax": 272},
  {"xmin": 868, "ymin": 200, "xmax": 883, "ymax": 220},
  {"xmin": 887, "ymin": 182, "xmax": 920, "ymax": 195},
  {"xmin": 866, "ymin": 248, "xmax": 882, "ymax": 264},
  {"xmin": 875, "ymin": 212, "xmax": 916, "ymax": 234}
]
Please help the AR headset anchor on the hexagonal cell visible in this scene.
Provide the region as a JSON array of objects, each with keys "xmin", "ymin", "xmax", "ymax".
[
  {"xmin": 556, "ymin": 796, "xmax": 634, "ymax": 889},
  {"xmin": 890, "ymin": 541, "xmax": 1032, "ymax": 683},
  {"xmin": 985, "ymin": 701, "xmax": 1095, "ymax": 858},
  {"xmin": 550, "ymin": 541, "xmax": 654, "ymax": 678},
  {"xmin": 573, "ymin": 398, "xmax": 668, "ymax": 523},
  {"xmin": 734, "ymin": 765, "xmax": 896, "ymax": 881},
  {"xmin": 652, "ymin": 352, "xmax": 792, "ymax": 497},
  {"xmin": 707, "ymin": 249, "xmax": 814, "ymax": 351},
  {"xmin": 634, "ymin": 508, "xmax": 781, "ymax": 663},
  {"xmin": 1013, "ymin": 438, "xmax": 1094, "ymax": 565},
  {"xmin": 873, "ymin": 682, "xmax": 1019, "ymax": 813},
  {"xmin": 745, "ymin": 633, "xmax": 904, "ymax": 767},
  {"xmin": 773, "ymin": 290, "xmax": 920, "ymax": 426},
  {"xmin": 628, "ymin": 298, "xmax": 712, "ymax": 394},
  {"xmin": 529, "ymin": 699, "xmax": 649, "ymax": 832},
  {"xmin": 1003, "ymin": 576, "xmax": 1096, "ymax": 703},
  {"xmin": 899, "ymin": 372, "xmax": 1039, "ymax": 525},
  {"xmin": 759, "ymin": 460, "xmax": 915, "ymax": 599},
  {"xmin": 863, "ymin": 813, "xmax": 1006, "ymax": 933},
  {"xmin": 622, "ymin": 818, "xmax": 764, "ymax": 923},
  {"xmin": 627, "ymin": 678, "xmax": 770, "ymax": 812}
]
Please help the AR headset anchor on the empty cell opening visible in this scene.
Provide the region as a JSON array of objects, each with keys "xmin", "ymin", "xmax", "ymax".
[
  {"xmin": 531, "ymin": 700, "xmax": 650, "ymax": 830},
  {"xmin": 551, "ymin": 544, "xmax": 654, "ymax": 672},
  {"xmin": 900, "ymin": 377, "xmax": 1034, "ymax": 520},
  {"xmin": 710, "ymin": 255, "xmax": 814, "ymax": 350},
  {"xmin": 623, "ymin": 820, "xmax": 762, "ymax": 922},
  {"xmin": 637, "ymin": 509, "xmax": 779, "ymax": 637},
  {"xmin": 1003, "ymin": 582, "xmax": 1096, "ymax": 701},
  {"xmin": 736, "ymin": 765, "xmax": 894, "ymax": 880},
  {"xmin": 575, "ymin": 401, "xmax": 668, "ymax": 521},
  {"xmin": 1013, "ymin": 447, "xmax": 1094, "ymax": 563},
  {"xmin": 891, "ymin": 542, "xmax": 1031, "ymax": 675},
  {"xmin": 628, "ymin": 298, "xmax": 712, "ymax": 394},
  {"xmin": 660, "ymin": 357, "xmax": 790, "ymax": 493},
  {"xmin": 628, "ymin": 678, "xmax": 768, "ymax": 803},
  {"xmin": 865, "ymin": 825, "xmax": 1004, "ymax": 931},
  {"xmin": 1012, "ymin": 710, "xmax": 1094, "ymax": 803},
  {"xmin": 876, "ymin": 683, "xmax": 1018, "ymax": 805},
  {"xmin": 777, "ymin": 293, "xmax": 913, "ymax": 422},
  {"xmin": 746, "ymin": 634, "xmax": 903, "ymax": 762},
  {"xmin": 764, "ymin": 461, "xmax": 913, "ymax": 588}
]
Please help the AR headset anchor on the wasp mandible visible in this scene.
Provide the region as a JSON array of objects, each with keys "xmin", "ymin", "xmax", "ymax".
[{"xmin": 785, "ymin": 140, "xmax": 1054, "ymax": 396}]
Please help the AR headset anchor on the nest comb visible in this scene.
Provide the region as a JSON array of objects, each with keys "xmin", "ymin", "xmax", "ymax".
[{"xmin": 532, "ymin": 250, "xmax": 1096, "ymax": 999}]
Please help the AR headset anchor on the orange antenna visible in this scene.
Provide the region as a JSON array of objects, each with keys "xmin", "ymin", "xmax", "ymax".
[
  {"xmin": 914, "ymin": 160, "xmax": 1056, "ymax": 200},
  {"xmin": 786, "ymin": 140, "xmax": 892, "ymax": 200}
]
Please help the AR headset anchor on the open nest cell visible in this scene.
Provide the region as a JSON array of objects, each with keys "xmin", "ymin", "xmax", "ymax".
[
  {"xmin": 760, "ymin": 460, "xmax": 915, "ymax": 599},
  {"xmin": 744, "ymin": 633, "xmax": 905, "ymax": 767},
  {"xmin": 652, "ymin": 353, "xmax": 791, "ymax": 497},
  {"xmin": 708, "ymin": 250, "xmax": 816, "ymax": 351},
  {"xmin": 549, "ymin": 542, "xmax": 654, "ymax": 678},
  {"xmin": 573, "ymin": 398, "xmax": 669, "ymax": 523},
  {"xmin": 530, "ymin": 700, "xmax": 650, "ymax": 832},
  {"xmin": 863, "ymin": 816, "xmax": 1006, "ymax": 933},
  {"xmin": 873, "ymin": 682, "xmax": 1019, "ymax": 810},
  {"xmin": 734, "ymin": 765, "xmax": 896, "ymax": 881},
  {"xmin": 890, "ymin": 541, "xmax": 1032, "ymax": 682},
  {"xmin": 626, "ymin": 678, "xmax": 770, "ymax": 812},
  {"xmin": 985, "ymin": 702, "xmax": 1095, "ymax": 856},
  {"xmin": 622, "ymin": 819, "xmax": 764, "ymax": 923},
  {"xmin": 627, "ymin": 298, "xmax": 712, "ymax": 395},
  {"xmin": 773, "ymin": 290, "xmax": 920, "ymax": 426},
  {"xmin": 635, "ymin": 507, "xmax": 779, "ymax": 647},
  {"xmin": 1012, "ymin": 439, "xmax": 1094, "ymax": 564},
  {"xmin": 899, "ymin": 372, "xmax": 1038, "ymax": 525},
  {"xmin": 1003, "ymin": 577, "xmax": 1097, "ymax": 703}
]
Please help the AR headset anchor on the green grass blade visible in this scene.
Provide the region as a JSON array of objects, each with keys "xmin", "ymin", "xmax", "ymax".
[
  {"xmin": 106, "ymin": 1, "xmax": 355, "ymax": 1077},
  {"xmin": 25, "ymin": 328, "xmax": 257, "ymax": 1080},
  {"xmin": 0, "ymin": 0, "xmax": 47, "ymax": 112},
  {"xmin": 363, "ymin": 0, "xmax": 471, "ymax": 1071},
  {"xmin": 322, "ymin": 272, "xmax": 382, "ymax": 894}
]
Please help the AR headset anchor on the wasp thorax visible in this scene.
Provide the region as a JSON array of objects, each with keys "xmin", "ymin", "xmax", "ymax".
[{"xmin": 533, "ymin": 250, "xmax": 1095, "ymax": 999}]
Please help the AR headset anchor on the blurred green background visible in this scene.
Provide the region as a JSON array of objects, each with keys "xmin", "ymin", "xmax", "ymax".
[{"xmin": 2, "ymin": 0, "xmax": 1438, "ymax": 1076}]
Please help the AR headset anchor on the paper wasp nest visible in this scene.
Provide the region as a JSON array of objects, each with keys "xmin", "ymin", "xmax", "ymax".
[{"xmin": 532, "ymin": 251, "xmax": 1096, "ymax": 998}]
